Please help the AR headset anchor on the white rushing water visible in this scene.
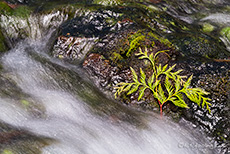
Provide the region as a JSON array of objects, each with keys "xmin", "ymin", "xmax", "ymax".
[{"xmin": 0, "ymin": 37, "xmax": 215, "ymax": 154}]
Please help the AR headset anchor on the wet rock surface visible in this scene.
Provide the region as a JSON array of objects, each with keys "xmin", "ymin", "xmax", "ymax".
[
  {"xmin": 53, "ymin": 36, "xmax": 96, "ymax": 60},
  {"xmin": 0, "ymin": 121, "xmax": 52, "ymax": 154},
  {"xmin": 173, "ymin": 57, "xmax": 230, "ymax": 153}
]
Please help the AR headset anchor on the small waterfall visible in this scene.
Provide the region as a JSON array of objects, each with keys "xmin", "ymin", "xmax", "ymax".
[{"xmin": 0, "ymin": 11, "xmax": 67, "ymax": 40}]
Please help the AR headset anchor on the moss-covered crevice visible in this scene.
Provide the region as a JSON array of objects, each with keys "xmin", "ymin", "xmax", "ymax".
[
  {"xmin": 0, "ymin": 1, "xmax": 13, "ymax": 15},
  {"xmin": 0, "ymin": 29, "xmax": 8, "ymax": 53}
]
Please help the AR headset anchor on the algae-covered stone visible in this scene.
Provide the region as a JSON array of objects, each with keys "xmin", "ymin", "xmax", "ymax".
[
  {"xmin": 0, "ymin": 121, "xmax": 53, "ymax": 154},
  {"xmin": 220, "ymin": 27, "xmax": 230, "ymax": 40},
  {"xmin": 0, "ymin": 2, "xmax": 31, "ymax": 17},
  {"xmin": 0, "ymin": 30, "xmax": 8, "ymax": 52},
  {"xmin": 1, "ymin": 149, "xmax": 14, "ymax": 154},
  {"xmin": 0, "ymin": 2, "xmax": 13, "ymax": 15},
  {"xmin": 202, "ymin": 23, "xmax": 215, "ymax": 33},
  {"xmin": 173, "ymin": 32, "xmax": 229, "ymax": 59},
  {"xmin": 12, "ymin": 6, "xmax": 32, "ymax": 18},
  {"xmin": 93, "ymin": 0, "xmax": 123, "ymax": 6}
]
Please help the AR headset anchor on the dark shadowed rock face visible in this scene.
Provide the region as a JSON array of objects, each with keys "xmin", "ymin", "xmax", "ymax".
[
  {"xmin": 179, "ymin": 59, "xmax": 230, "ymax": 151},
  {"xmin": 83, "ymin": 53, "xmax": 118, "ymax": 89},
  {"xmin": 53, "ymin": 36, "xmax": 96, "ymax": 60}
]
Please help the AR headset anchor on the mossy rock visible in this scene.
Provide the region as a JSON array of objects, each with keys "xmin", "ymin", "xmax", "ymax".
[
  {"xmin": 12, "ymin": 6, "xmax": 32, "ymax": 18},
  {"xmin": 108, "ymin": 29, "xmax": 177, "ymax": 69},
  {"xmin": 220, "ymin": 27, "xmax": 230, "ymax": 40},
  {"xmin": 1, "ymin": 149, "xmax": 14, "ymax": 154},
  {"xmin": 0, "ymin": 2, "xmax": 13, "ymax": 15},
  {"xmin": 172, "ymin": 32, "xmax": 229, "ymax": 59},
  {"xmin": 92, "ymin": 0, "xmax": 123, "ymax": 6},
  {"xmin": 0, "ymin": 2, "xmax": 31, "ymax": 17},
  {"xmin": 0, "ymin": 30, "xmax": 8, "ymax": 53},
  {"xmin": 202, "ymin": 23, "xmax": 215, "ymax": 33}
]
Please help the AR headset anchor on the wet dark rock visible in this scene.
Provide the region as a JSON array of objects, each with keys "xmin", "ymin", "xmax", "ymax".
[
  {"xmin": 0, "ymin": 129, "xmax": 25, "ymax": 145},
  {"xmin": 60, "ymin": 10, "xmax": 121, "ymax": 38},
  {"xmin": 175, "ymin": 57, "xmax": 230, "ymax": 153},
  {"xmin": 0, "ymin": 121, "xmax": 52, "ymax": 153},
  {"xmin": 53, "ymin": 36, "xmax": 96, "ymax": 60},
  {"xmin": 5, "ymin": 0, "xmax": 31, "ymax": 5},
  {"xmin": 0, "ymin": 74, "xmax": 23, "ymax": 99},
  {"xmin": 149, "ymin": 0, "xmax": 162, "ymax": 4},
  {"xmin": 0, "ymin": 73, "xmax": 46, "ymax": 118},
  {"xmin": 5, "ymin": 0, "xmax": 88, "ymax": 6},
  {"xmin": 52, "ymin": 7, "xmax": 137, "ymax": 60},
  {"xmin": 172, "ymin": 33, "xmax": 229, "ymax": 59},
  {"xmin": 83, "ymin": 53, "xmax": 118, "ymax": 90}
]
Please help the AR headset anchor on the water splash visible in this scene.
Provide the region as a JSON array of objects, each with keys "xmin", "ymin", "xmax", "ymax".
[{"xmin": 0, "ymin": 10, "xmax": 68, "ymax": 40}]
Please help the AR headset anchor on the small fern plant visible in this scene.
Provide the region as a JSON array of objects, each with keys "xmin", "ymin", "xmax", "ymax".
[{"xmin": 114, "ymin": 47, "xmax": 211, "ymax": 116}]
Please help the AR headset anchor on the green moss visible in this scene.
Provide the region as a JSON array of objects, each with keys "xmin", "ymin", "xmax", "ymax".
[
  {"xmin": 0, "ymin": 2, "xmax": 32, "ymax": 18},
  {"xmin": 148, "ymin": 32, "xmax": 174, "ymax": 48},
  {"xmin": 202, "ymin": 23, "xmax": 215, "ymax": 33},
  {"xmin": 92, "ymin": 0, "xmax": 123, "ymax": 6},
  {"xmin": 110, "ymin": 52, "xmax": 123, "ymax": 63},
  {"xmin": 20, "ymin": 99, "xmax": 30, "ymax": 107},
  {"xmin": 220, "ymin": 27, "xmax": 230, "ymax": 40},
  {"xmin": 114, "ymin": 30, "xmax": 176, "ymax": 58},
  {"xmin": 0, "ymin": 2, "xmax": 13, "ymax": 15},
  {"xmin": 13, "ymin": 6, "xmax": 32, "ymax": 18},
  {"xmin": 1, "ymin": 149, "xmax": 14, "ymax": 154},
  {"xmin": 126, "ymin": 35, "xmax": 145, "ymax": 57},
  {"xmin": 0, "ymin": 30, "xmax": 7, "ymax": 52},
  {"xmin": 181, "ymin": 26, "xmax": 189, "ymax": 31}
]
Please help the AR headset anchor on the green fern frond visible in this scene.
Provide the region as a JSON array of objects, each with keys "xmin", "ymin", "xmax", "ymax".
[
  {"xmin": 169, "ymin": 96, "xmax": 189, "ymax": 108},
  {"xmin": 165, "ymin": 64, "xmax": 176, "ymax": 73},
  {"xmin": 151, "ymin": 80, "xmax": 160, "ymax": 90},
  {"xmin": 164, "ymin": 77, "xmax": 174, "ymax": 96},
  {"xmin": 127, "ymin": 84, "xmax": 139, "ymax": 95},
  {"xmin": 162, "ymin": 64, "xmax": 168, "ymax": 72},
  {"xmin": 157, "ymin": 64, "xmax": 162, "ymax": 73},
  {"xmin": 138, "ymin": 87, "xmax": 147, "ymax": 101},
  {"xmin": 130, "ymin": 67, "xmax": 138, "ymax": 82},
  {"xmin": 149, "ymin": 53, "xmax": 154, "ymax": 61},
  {"xmin": 184, "ymin": 75, "xmax": 193, "ymax": 88},
  {"xmin": 147, "ymin": 73, "xmax": 155, "ymax": 87},
  {"xmin": 175, "ymin": 78, "xmax": 181, "ymax": 92},
  {"xmin": 157, "ymin": 84, "xmax": 166, "ymax": 104},
  {"xmin": 114, "ymin": 47, "xmax": 212, "ymax": 115},
  {"xmin": 123, "ymin": 83, "xmax": 135, "ymax": 92},
  {"xmin": 153, "ymin": 50, "xmax": 170, "ymax": 61},
  {"xmin": 140, "ymin": 68, "xmax": 146, "ymax": 85}
]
